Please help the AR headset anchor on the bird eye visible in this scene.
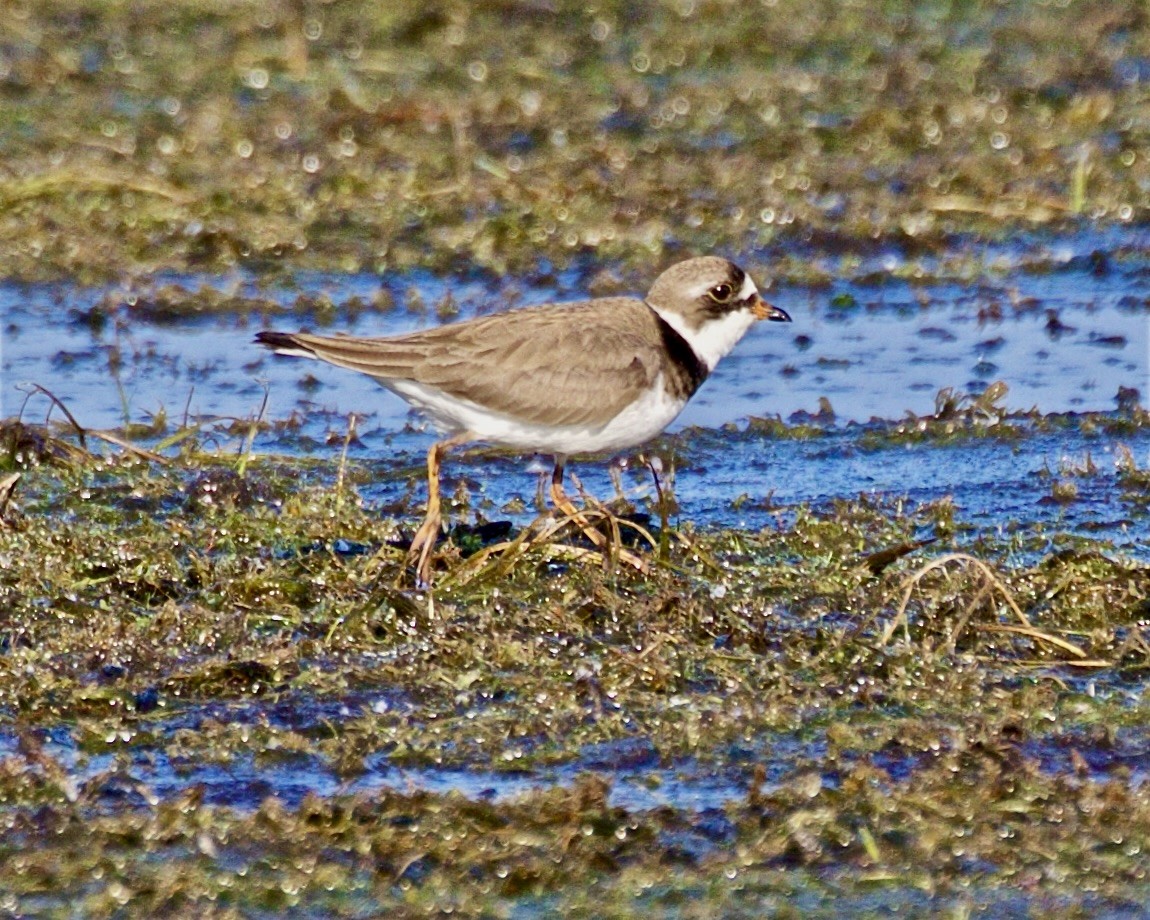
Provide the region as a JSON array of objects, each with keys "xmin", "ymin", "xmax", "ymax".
[{"xmin": 707, "ymin": 283, "xmax": 733, "ymax": 302}]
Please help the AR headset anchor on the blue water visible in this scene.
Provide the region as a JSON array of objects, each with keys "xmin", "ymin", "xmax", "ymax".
[
  {"xmin": 3, "ymin": 229, "xmax": 1147, "ymax": 438},
  {"xmin": 2, "ymin": 228, "xmax": 1148, "ymax": 817}
]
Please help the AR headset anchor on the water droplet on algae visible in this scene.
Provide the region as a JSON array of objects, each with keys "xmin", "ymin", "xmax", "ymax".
[
  {"xmin": 245, "ymin": 67, "xmax": 269, "ymax": 90},
  {"xmin": 519, "ymin": 90, "xmax": 542, "ymax": 117}
]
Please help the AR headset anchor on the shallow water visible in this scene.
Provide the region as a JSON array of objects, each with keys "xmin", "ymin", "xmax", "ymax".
[
  {"xmin": 3, "ymin": 229, "xmax": 1147, "ymax": 438},
  {"xmin": 4, "ymin": 690, "xmax": 1146, "ymax": 820},
  {"xmin": 2, "ymin": 228, "xmax": 1148, "ymax": 822},
  {"xmin": 3, "ymin": 231, "xmax": 1148, "ymax": 562}
]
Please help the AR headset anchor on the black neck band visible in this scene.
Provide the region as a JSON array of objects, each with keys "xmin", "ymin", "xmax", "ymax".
[{"xmin": 653, "ymin": 312, "xmax": 709, "ymax": 399}]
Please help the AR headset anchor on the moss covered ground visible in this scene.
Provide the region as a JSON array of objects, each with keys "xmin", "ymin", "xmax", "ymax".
[{"xmin": 2, "ymin": 1, "xmax": 1149, "ymax": 915}]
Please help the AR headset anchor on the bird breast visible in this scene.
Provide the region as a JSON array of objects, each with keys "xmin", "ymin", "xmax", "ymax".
[{"xmin": 385, "ymin": 374, "xmax": 688, "ymax": 455}]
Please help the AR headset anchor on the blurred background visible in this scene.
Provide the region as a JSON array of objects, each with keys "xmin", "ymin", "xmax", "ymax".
[{"xmin": 0, "ymin": 0, "xmax": 1145, "ymax": 279}]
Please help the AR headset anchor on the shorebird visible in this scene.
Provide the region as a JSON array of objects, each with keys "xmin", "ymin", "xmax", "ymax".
[{"xmin": 256, "ymin": 256, "xmax": 791, "ymax": 584}]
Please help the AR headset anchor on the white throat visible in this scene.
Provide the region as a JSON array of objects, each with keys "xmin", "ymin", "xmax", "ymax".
[{"xmin": 646, "ymin": 273, "xmax": 760, "ymax": 371}]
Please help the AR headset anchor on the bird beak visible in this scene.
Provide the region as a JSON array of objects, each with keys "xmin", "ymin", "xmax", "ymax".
[{"xmin": 751, "ymin": 295, "xmax": 792, "ymax": 323}]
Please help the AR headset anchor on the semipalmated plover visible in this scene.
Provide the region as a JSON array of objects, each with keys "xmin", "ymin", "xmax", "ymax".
[{"xmin": 256, "ymin": 256, "xmax": 791, "ymax": 584}]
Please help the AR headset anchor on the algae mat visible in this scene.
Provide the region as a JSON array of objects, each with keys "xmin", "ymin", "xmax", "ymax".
[{"xmin": 2, "ymin": 0, "xmax": 1150, "ymax": 916}]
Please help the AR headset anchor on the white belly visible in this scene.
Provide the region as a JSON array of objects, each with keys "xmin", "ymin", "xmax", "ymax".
[{"xmin": 384, "ymin": 376, "xmax": 687, "ymax": 456}]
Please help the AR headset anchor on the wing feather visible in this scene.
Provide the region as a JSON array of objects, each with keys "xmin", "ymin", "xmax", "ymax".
[{"xmin": 257, "ymin": 298, "xmax": 667, "ymax": 428}]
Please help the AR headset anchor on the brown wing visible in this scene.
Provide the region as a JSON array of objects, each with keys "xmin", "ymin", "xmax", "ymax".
[{"xmin": 256, "ymin": 298, "xmax": 667, "ymax": 428}]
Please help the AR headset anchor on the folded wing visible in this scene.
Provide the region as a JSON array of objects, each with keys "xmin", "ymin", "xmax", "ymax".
[{"xmin": 255, "ymin": 298, "xmax": 665, "ymax": 428}]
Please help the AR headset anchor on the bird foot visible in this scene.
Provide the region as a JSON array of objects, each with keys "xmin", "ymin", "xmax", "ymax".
[
  {"xmin": 402, "ymin": 513, "xmax": 442, "ymax": 589},
  {"xmin": 549, "ymin": 488, "xmax": 648, "ymax": 573}
]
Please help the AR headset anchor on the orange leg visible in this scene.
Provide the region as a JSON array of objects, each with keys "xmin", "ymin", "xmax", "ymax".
[
  {"xmin": 548, "ymin": 459, "xmax": 647, "ymax": 573},
  {"xmin": 407, "ymin": 433, "xmax": 472, "ymax": 587},
  {"xmin": 549, "ymin": 457, "xmax": 609, "ymax": 548}
]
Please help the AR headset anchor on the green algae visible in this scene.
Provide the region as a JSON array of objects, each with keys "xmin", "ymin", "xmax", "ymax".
[
  {"xmin": 0, "ymin": 0, "xmax": 1147, "ymax": 283},
  {"xmin": 0, "ymin": 415, "xmax": 1148, "ymax": 914},
  {"xmin": 2, "ymin": 0, "xmax": 1150, "ymax": 912}
]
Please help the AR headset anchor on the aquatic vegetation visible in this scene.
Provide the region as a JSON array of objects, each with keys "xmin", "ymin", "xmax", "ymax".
[
  {"xmin": 2, "ymin": 0, "xmax": 1149, "ymax": 911},
  {"xmin": 0, "ymin": 415, "xmax": 1148, "ymax": 913},
  {"xmin": 0, "ymin": 1, "xmax": 1146, "ymax": 283}
]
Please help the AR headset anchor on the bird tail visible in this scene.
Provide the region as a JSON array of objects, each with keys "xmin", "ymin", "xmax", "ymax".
[
  {"xmin": 253, "ymin": 331, "xmax": 321, "ymax": 360},
  {"xmin": 254, "ymin": 330, "xmax": 428, "ymax": 380}
]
